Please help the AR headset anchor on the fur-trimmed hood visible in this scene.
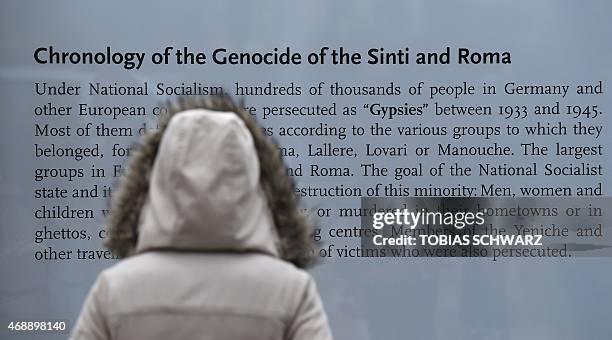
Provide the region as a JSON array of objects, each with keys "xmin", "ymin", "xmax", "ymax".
[{"xmin": 104, "ymin": 96, "xmax": 316, "ymax": 268}]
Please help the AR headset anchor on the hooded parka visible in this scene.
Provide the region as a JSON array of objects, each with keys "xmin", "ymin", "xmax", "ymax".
[{"xmin": 70, "ymin": 97, "xmax": 333, "ymax": 340}]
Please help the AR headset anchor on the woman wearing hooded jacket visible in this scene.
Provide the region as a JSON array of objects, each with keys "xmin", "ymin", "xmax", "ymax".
[{"xmin": 70, "ymin": 96, "xmax": 333, "ymax": 340}]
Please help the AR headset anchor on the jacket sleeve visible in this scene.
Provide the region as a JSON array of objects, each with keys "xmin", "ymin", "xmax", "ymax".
[
  {"xmin": 286, "ymin": 274, "xmax": 333, "ymax": 340},
  {"xmin": 69, "ymin": 272, "xmax": 112, "ymax": 340}
]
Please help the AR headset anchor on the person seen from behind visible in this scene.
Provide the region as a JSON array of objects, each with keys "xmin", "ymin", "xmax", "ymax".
[{"xmin": 70, "ymin": 95, "xmax": 334, "ymax": 340}]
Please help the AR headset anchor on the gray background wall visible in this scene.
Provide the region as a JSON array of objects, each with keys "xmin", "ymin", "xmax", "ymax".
[{"xmin": 1, "ymin": 1, "xmax": 611, "ymax": 339}]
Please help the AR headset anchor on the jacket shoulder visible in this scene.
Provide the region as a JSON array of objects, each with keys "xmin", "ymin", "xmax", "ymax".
[
  {"xmin": 97, "ymin": 252, "xmax": 315, "ymax": 315},
  {"xmin": 77, "ymin": 253, "xmax": 332, "ymax": 340},
  {"xmin": 102, "ymin": 252, "xmax": 311, "ymax": 284}
]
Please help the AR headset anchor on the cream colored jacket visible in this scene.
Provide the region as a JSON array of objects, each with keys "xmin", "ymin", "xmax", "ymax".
[{"xmin": 70, "ymin": 109, "xmax": 333, "ymax": 340}]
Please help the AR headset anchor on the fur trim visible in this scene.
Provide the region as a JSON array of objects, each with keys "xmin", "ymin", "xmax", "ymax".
[{"xmin": 104, "ymin": 95, "xmax": 318, "ymax": 268}]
